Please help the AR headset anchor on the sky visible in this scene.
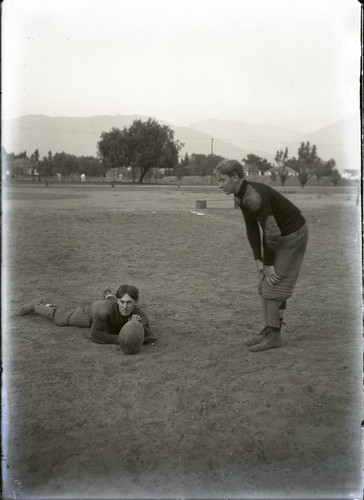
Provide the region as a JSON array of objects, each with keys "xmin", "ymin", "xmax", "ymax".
[{"xmin": 2, "ymin": 0, "xmax": 361, "ymax": 132}]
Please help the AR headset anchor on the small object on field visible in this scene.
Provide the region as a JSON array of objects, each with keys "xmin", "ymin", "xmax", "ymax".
[{"xmin": 196, "ymin": 200, "xmax": 207, "ymax": 209}]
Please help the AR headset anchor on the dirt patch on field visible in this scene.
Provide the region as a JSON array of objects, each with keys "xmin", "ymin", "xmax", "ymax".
[{"xmin": 2, "ymin": 185, "xmax": 362, "ymax": 499}]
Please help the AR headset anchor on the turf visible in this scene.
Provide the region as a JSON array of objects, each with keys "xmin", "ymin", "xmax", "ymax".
[{"xmin": 2, "ymin": 183, "xmax": 362, "ymax": 499}]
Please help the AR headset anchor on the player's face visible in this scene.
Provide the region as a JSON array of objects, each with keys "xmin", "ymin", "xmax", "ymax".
[
  {"xmin": 217, "ymin": 173, "xmax": 239, "ymax": 195},
  {"xmin": 117, "ymin": 293, "xmax": 136, "ymax": 316}
]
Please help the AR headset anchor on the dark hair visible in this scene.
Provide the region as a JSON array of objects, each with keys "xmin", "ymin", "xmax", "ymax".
[
  {"xmin": 116, "ymin": 284, "xmax": 139, "ymax": 301},
  {"xmin": 214, "ymin": 159, "xmax": 245, "ymax": 178}
]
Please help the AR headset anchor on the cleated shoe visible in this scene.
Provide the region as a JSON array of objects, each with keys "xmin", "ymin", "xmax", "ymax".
[
  {"xmin": 249, "ymin": 329, "xmax": 283, "ymax": 352},
  {"xmin": 16, "ymin": 298, "xmax": 46, "ymax": 316},
  {"xmin": 244, "ymin": 327, "xmax": 269, "ymax": 347}
]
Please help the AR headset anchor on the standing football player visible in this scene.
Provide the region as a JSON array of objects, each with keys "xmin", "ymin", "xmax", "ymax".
[{"xmin": 215, "ymin": 159, "xmax": 308, "ymax": 352}]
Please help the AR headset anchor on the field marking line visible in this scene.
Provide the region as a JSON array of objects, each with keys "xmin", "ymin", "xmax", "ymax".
[
  {"xmin": 189, "ymin": 210, "xmax": 212, "ymax": 217},
  {"xmin": 185, "ymin": 209, "xmax": 242, "ymax": 225}
]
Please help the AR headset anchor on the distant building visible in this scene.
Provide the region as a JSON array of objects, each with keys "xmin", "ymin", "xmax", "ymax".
[
  {"xmin": 342, "ymin": 169, "xmax": 360, "ymax": 180},
  {"xmin": 4, "ymin": 158, "xmax": 36, "ymax": 180},
  {"xmin": 9, "ymin": 158, "xmax": 34, "ymax": 175},
  {"xmin": 267, "ymin": 166, "xmax": 297, "ymax": 177}
]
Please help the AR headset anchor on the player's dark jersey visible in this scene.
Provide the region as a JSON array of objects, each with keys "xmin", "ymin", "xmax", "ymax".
[
  {"xmin": 236, "ymin": 179, "xmax": 306, "ymax": 265},
  {"xmin": 90, "ymin": 297, "xmax": 151, "ymax": 344}
]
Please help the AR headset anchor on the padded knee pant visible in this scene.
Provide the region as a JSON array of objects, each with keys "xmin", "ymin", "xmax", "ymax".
[{"xmin": 260, "ymin": 223, "xmax": 308, "ymax": 302}]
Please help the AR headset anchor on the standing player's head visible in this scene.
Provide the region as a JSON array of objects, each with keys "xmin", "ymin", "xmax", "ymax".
[
  {"xmin": 116, "ymin": 284, "xmax": 139, "ymax": 316},
  {"xmin": 214, "ymin": 159, "xmax": 245, "ymax": 195}
]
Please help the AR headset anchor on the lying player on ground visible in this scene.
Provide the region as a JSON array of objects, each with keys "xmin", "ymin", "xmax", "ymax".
[
  {"xmin": 16, "ymin": 284, "xmax": 156, "ymax": 347},
  {"xmin": 215, "ymin": 159, "xmax": 308, "ymax": 352}
]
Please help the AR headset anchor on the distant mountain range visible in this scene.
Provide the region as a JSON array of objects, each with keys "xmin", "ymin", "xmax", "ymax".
[
  {"xmin": 3, "ymin": 113, "xmax": 360, "ymax": 171},
  {"xmin": 188, "ymin": 116, "xmax": 361, "ymax": 171}
]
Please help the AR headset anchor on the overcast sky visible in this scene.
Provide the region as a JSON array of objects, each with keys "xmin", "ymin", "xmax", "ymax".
[{"xmin": 2, "ymin": 0, "xmax": 361, "ymax": 132}]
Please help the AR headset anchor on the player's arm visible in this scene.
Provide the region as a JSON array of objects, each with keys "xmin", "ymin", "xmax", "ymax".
[
  {"xmin": 140, "ymin": 313, "xmax": 151, "ymax": 338},
  {"xmin": 260, "ymin": 216, "xmax": 281, "ymax": 285},
  {"xmin": 264, "ymin": 214, "xmax": 281, "ymax": 251},
  {"xmin": 132, "ymin": 307, "xmax": 151, "ymax": 338},
  {"xmin": 241, "ymin": 208, "xmax": 262, "ymax": 261},
  {"xmin": 247, "ymin": 190, "xmax": 282, "ymax": 285},
  {"xmin": 261, "ymin": 214, "xmax": 282, "ymax": 287},
  {"xmin": 241, "ymin": 186, "xmax": 265, "ymax": 261},
  {"xmin": 90, "ymin": 318, "xmax": 119, "ymax": 344},
  {"xmin": 90, "ymin": 302, "xmax": 119, "ymax": 344}
]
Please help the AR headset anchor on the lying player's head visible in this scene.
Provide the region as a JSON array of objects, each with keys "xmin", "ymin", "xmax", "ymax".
[
  {"xmin": 116, "ymin": 284, "xmax": 139, "ymax": 316},
  {"xmin": 214, "ymin": 159, "xmax": 245, "ymax": 195}
]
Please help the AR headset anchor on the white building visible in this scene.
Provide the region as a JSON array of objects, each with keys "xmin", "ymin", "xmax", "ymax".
[{"xmin": 342, "ymin": 169, "xmax": 360, "ymax": 180}]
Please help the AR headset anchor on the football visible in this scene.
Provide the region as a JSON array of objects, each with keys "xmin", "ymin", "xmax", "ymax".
[{"xmin": 118, "ymin": 320, "xmax": 144, "ymax": 355}]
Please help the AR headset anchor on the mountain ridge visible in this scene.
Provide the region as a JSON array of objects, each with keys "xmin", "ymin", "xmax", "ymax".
[{"xmin": 3, "ymin": 113, "xmax": 360, "ymax": 171}]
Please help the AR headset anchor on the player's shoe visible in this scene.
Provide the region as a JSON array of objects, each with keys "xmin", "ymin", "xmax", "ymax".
[
  {"xmin": 248, "ymin": 328, "xmax": 282, "ymax": 352},
  {"xmin": 16, "ymin": 298, "xmax": 46, "ymax": 316},
  {"xmin": 244, "ymin": 327, "xmax": 269, "ymax": 347},
  {"xmin": 101, "ymin": 288, "xmax": 114, "ymax": 300}
]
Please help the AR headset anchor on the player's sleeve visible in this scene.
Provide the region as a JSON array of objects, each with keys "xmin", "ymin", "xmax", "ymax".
[
  {"xmin": 264, "ymin": 214, "xmax": 281, "ymax": 246},
  {"xmin": 136, "ymin": 307, "xmax": 152, "ymax": 338},
  {"xmin": 261, "ymin": 213, "xmax": 282, "ymax": 265},
  {"xmin": 90, "ymin": 301, "xmax": 119, "ymax": 345},
  {"xmin": 262, "ymin": 237, "xmax": 275, "ymax": 266},
  {"xmin": 257, "ymin": 192, "xmax": 282, "ymax": 265},
  {"xmin": 241, "ymin": 207, "xmax": 262, "ymax": 261}
]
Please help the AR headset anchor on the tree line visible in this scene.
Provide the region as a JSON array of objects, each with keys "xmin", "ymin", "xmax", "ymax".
[
  {"xmin": 2, "ymin": 148, "xmax": 105, "ymax": 181},
  {"xmin": 242, "ymin": 144, "xmax": 341, "ymax": 187},
  {"xmin": 2, "ymin": 117, "xmax": 343, "ymax": 186}
]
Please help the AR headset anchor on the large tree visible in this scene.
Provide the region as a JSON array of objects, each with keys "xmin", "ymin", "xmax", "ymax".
[
  {"xmin": 187, "ymin": 153, "xmax": 224, "ymax": 177},
  {"xmin": 77, "ymin": 156, "xmax": 104, "ymax": 177},
  {"xmin": 330, "ymin": 169, "xmax": 341, "ymax": 187},
  {"xmin": 273, "ymin": 147, "xmax": 290, "ymax": 186},
  {"xmin": 173, "ymin": 153, "xmax": 190, "ymax": 181},
  {"xmin": 52, "ymin": 152, "xmax": 78, "ymax": 180},
  {"xmin": 187, "ymin": 154, "xmax": 207, "ymax": 176},
  {"xmin": 288, "ymin": 141, "xmax": 319, "ymax": 188},
  {"xmin": 97, "ymin": 127, "xmax": 130, "ymax": 171},
  {"xmin": 98, "ymin": 118, "xmax": 183, "ymax": 183},
  {"xmin": 242, "ymin": 154, "xmax": 272, "ymax": 176},
  {"xmin": 129, "ymin": 118, "xmax": 183, "ymax": 184},
  {"xmin": 314, "ymin": 158, "xmax": 336, "ymax": 181},
  {"xmin": 30, "ymin": 149, "xmax": 40, "ymax": 182}
]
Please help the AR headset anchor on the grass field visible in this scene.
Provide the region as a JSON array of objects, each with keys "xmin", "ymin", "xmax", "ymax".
[{"xmin": 2, "ymin": 182, "xmax": 362, "ymax": 499}]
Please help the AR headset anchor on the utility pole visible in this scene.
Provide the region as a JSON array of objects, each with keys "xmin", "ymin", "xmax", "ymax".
[{"xmin": 210, "ymin": 138, "xmax": 214, "ymax": 185}]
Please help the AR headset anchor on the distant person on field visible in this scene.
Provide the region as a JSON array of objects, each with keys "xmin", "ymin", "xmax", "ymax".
[
  {"xmin": 16, "ymin": 284, "xmax": 156, "ymax": 346},
  {"xmin": 81, "ymin": 173, "xmax": 86, "ymax": 182},
  {"xmin": 214, "ymin": 159, "xmax": 308, "ymax": 352}
]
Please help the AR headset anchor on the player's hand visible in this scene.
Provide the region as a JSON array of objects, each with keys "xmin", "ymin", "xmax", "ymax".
[
  {"xmin": 255, "ymin": 259, "xmax": 264, "ymax": 284},
  {"xmin": 263, "ymin": 265, "xmax": 282, "ymax": 287},
  {"xmin": 128, "ymin": 315, "xmax": 141, "ymax": 322},
  {"xmin": 257, "ymin": 270, "xmax": 264, "ymax": 288},
  {"xmin": 255, "ymin": 259, "xmax": 263, "ymax": 274}
]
